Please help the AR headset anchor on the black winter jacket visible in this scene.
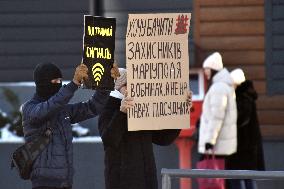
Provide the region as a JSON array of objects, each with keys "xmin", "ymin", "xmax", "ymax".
[
  {"xmin": 98, "ymin": 96, "xmax": 180, "ymax": 189},
  {"xmin": 22, "ymin": 82, "xmax": 109, "ymax": 188},
  {"xmin": 226, "ymin": 80, "xmax": 265, "ymax": 170}
]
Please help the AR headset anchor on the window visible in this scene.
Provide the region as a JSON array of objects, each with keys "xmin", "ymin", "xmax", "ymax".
[{"xmin": 265, "ymin": 0, "xmax": 284, "ymax": 95}]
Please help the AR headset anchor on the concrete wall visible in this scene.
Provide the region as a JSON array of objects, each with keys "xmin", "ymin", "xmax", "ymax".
[
  {"xmin": 1, "ymin": 140, "xmax": 284, "ymax": 189},
  {"xmin": 0, "ymin": 142, "xmax": 180, "ymax": 189}
]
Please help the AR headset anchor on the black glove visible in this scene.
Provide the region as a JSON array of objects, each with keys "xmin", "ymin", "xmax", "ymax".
[{"xmin": 205, "ymin": 143, "xmax": 214, "ymax": 151}]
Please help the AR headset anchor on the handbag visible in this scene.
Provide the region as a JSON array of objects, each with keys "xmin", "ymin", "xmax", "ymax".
[
  {"xmin": 11, "ymin": 127, "xmax": 52, "ymax": 180},
  {"xmin": 196, "ymin": 152, "xmax": 225, "ymax": 189}
]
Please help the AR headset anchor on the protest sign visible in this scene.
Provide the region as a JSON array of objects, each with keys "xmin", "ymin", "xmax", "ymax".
[
  {"xmin": 126, "ymin": 13, "xmax": 191, "ymax": 131},
  {"xmin": 83, "ymin": 15, "xmax": 116, "ymax": 90}
]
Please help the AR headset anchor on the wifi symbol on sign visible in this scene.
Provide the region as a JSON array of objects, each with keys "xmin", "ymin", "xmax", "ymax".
[{"xmin": 92, "ymin": 63, "xmax": 105, "ymax": 86}]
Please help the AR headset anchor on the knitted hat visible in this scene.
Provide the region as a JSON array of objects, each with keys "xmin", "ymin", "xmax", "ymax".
[
  {"xmin": 230, "ymin": 68, "xmax": 246, "ymax": 85},
  {"xmin": 114, "ymin": 68, "xmax": 127, "ymax": 90},
  {"xmin": 202, "ymin": 52, "xmax": 223, "ymax": 71}
]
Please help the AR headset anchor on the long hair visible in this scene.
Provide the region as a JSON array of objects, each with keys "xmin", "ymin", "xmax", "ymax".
[{"xmin": 206, "ymin": 69, "xmax": 218, "ymax": 91}]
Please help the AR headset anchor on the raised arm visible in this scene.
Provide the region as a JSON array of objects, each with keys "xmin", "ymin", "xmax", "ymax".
[
  {"xmin": 23, "ymin": 64, "xmax": 88, "ymax": 124},
  {"xmin": 66, "ymin": 62, "xmax": 119, "ymax": 123},
  {"xmin": 23, "ymin": 82, "xmax": 78, "ymax": 123},
  {"xmin": 66, "ymin": 89, "xmax": 110, "ymax": 123}
]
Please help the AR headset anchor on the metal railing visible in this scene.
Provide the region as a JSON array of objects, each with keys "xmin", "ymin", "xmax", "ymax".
[{"xmin": 161, "ymin": 169, "xmax": 284, "ymax": 189}]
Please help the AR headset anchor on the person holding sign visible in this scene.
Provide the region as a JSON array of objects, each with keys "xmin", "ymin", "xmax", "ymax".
[
  {"xmin": 98, "ymin": 69, "xmax": 192, "ymax": 189},
  {"xmin": 22, "ymin": 62, "xmax": 119, "ymax": 189}
]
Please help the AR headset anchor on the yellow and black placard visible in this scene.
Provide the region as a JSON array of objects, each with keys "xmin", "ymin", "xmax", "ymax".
[{"xmin": 83, "ymin": 15, "xmax": 116, "ymax": 90}]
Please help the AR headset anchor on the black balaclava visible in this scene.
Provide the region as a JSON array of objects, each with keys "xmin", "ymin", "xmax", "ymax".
[{"xmin": 33, "ymin": 62, "xmax": 62, "ymax": 100}]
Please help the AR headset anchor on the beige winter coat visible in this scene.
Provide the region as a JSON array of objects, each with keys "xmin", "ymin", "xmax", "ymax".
[{"xmin": 198, "ymin": 68, "xmax": 237, "ymax": 155}]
